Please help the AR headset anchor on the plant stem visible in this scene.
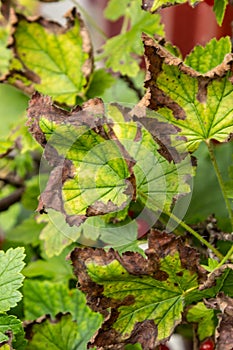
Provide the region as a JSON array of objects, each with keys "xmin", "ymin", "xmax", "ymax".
[
  {"xmin": 166, "ymin": 211, "xmax": 223, "ymax": 260},
  {"xmin": 206, "ymin": 140, "xmax": 233, "ymax": 229}
]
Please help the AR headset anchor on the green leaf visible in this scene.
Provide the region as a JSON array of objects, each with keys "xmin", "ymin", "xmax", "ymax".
[
  {"xmin": 125, "ymin": 344, "xmax": 142, "ymax": 350},
  {"xmin": 8, "ymin": 9, "xmax": 93, "ymax": 105},
  {"xmin": 25, "ymin": 314, "xmax": 98, "ymax": 350},
  {"xmin": 39, "ymin": 210, "xmax": 81, "ymax": 257},
  {"xmin": 86, "ymin": 68, "xmax": 115, "ymax": 99},
  {"xmin": 6, "ymin": 216, "xmax": 45, "ymax": 246},
  {"xmin": 0, "ymin": 247, "xmax": 25, "ymax": 312},
  {"xmin": 23, "ymin": 281, "xmax": 103, "ymax": 334},
  {"xmin": 71, "ymin": 231, "xmax": 201, "ymax": 347},
  {"xmin": 201, "ymin": 258, "xmax": 219, "ymax": 273},
  {"xmin": 142, "ymin": 36, "xmax": 233, "ymax": 152},
  {"xmin": 213, "ymin": 0, "xmax": 228, "ymax": 26},
  {"xmin": 0, "ymin": 314, "xmax": 26, "ymax": 349},
  {"xmin": 104, "ymin": 0, "xmax": 131, "ymax": 20},
  {"xmin": 23, "ymin": 247, "xmax": 73, "ymax": 282},
  {"xmin": 0, "ymin": 85, "xmax": 28, "ymax": 138},
  {"xmin": 186, "ymin": 302, "xmax": 216, "ymax": 341},
  {"xmin": 185, "ymin": 37, "xmax": 231, "ymax": 74},
  {"xmin": 102, "ymin": 0, "xmax": 164, "ymax": 77}
]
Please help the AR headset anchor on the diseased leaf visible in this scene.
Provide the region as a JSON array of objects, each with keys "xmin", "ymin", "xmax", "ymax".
[
  {"xmin": 25, "ymin": 313, "xmax": 97, "ymax": 350},
  {"xmin": 186, "ymin": 302, "xmax": 216, "ymax": 341},
  {"xmin": 27, "ymin": 93, "xmax": 193, "ymax": 231},
  {"xmin": 142, "ymin": 0, "xmax": 198, "ymax": 12},
  {"xmin": 0, "ymin": 314, "xmax": 26, "ymax": 349},
  {"xmin": 7, "ymin": 8, "xmax": 93, "ymax": 105},
  {"xmin": 102, "ymin": 0, "xmax": 164, "ymax": 77},
  {"xmin": 140, "ymin": 35, "xmax": 233, "ymax": 152},
  {"xmin": 0, "ymin": 247, "xmax": 25, "ymax": 312},
  {"xmin": 71, "ymin": 230, "xmax": 204, "ymax": 348}
]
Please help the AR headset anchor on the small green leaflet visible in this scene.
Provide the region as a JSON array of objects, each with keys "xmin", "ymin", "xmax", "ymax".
[
  {"xmin": 213, "ymin": 0, "xmax": 228, "ymax": 26},
  {"xmin": 142, "ymin": 35, "xmax": 233, "ymax": 152},
  {"xmin": 0, "ymin": 247, "xmax": 25, "ymax": 312},
  {"xmin": 102, "ymin": 0, "xmax": 164, "ymax": 77},
  {"xmin": 186, "ymin": 302, "xmax": 216, "ymax": 341},
  {"xmin": 7, "ymin": 9, "xmax": 93, "ymax": 105}
]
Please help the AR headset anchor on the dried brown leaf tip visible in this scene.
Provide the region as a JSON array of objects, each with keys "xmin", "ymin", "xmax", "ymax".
[
  {"xmin": 205, "ymin": 292, "xmax": 233, "ymax": 350},
  {"xmin": 70, "ymin": 231, "xmax": 204, "ymax": 349}
]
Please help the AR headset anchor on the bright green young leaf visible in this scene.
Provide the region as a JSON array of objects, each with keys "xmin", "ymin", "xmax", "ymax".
[
  {"xmin": 0, "ymin": 314, "xmax": 26, "ymax": 349},
  {"xmin": 104, "ymin": 0, "xmax": 131, "ymax": 20},
  {"xmin": 102, "ymin": 0, "xmax": 164, "ymax": 77},
  {"xmin": 213, "ymin": 0, "xmax": 228, "ymax": 26},
  {"xmin": 25, "ymin": 313, "xmax": 97, "ymax": 350},
  {"xmin": 186, "ymin": 302, "xmax": 216, "ymax": 341},
  {"xmin": 201, "ymin": 258, "xmax": 219, "ymax": 273},
  {"xmin": 142, "ymin": 36, "xmax": 233, "ymax": 152},
  {"xmin": 23, "ymin": 281, "xmax": 103, "ymax": 336},
  {"xmin": 125, "ymin": 344, "xmax": 142, "ymax": 350},
  {"xmin": 0, "ymin": 247, "xmax": 25, "ymax": 312},
  {"xmin": 185, "ymin": 37, "xmax": 231, "ymax": 74},
  {"xmin": 71, "ymin": 233, "xmax": 201, "ymax": 347},
  {"xmin": 8, "ymin": 9, "xmax": 93, "ymax": 105}
]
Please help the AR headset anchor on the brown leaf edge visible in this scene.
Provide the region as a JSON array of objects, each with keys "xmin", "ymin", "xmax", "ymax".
[
  {"xmin": 141, "ymin": 0, "xmax": 200, "ymax": 12},
  {"xmin": 2, "ymin": 7, "xmax": 93, "ymax": 99},
  {"xmin": 27, "ymin": 92, "xmax": 137, "ymax": 226},
  {"xmin": 138, "ymin": 34, "xmax": 233, "ymax": 134},
  {"xmin": 204, "ymin": 292, "xmax": 233, "ymax": 350},
  {"xmin": 70, "ymin": 230, "xmax": 206, "ymax": 349}
]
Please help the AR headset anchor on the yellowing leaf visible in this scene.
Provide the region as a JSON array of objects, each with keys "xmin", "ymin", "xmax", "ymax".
[{"xmin": 7, "ymin": 9, "xmax": 93, "ymax": 105}]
